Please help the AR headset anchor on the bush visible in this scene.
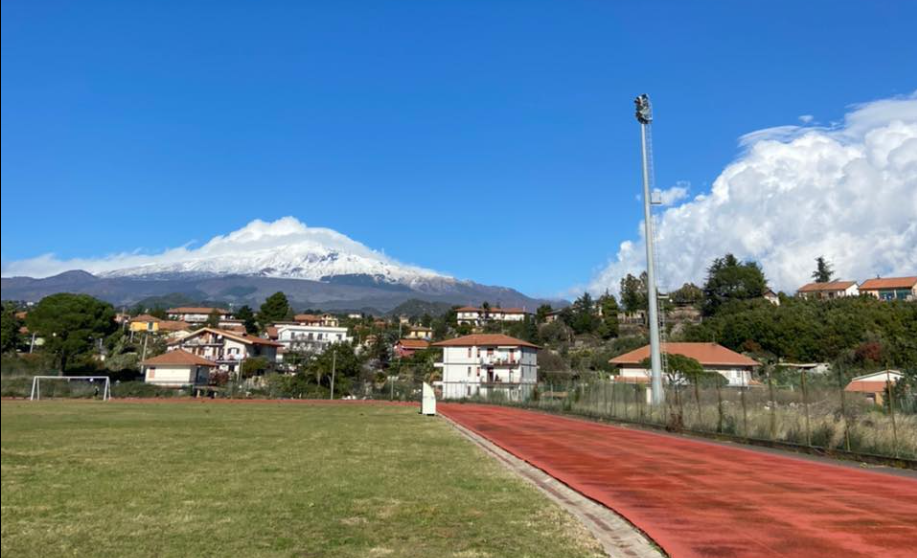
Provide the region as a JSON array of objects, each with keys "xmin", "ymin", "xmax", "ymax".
[{"xmin": 110, "ymin": 381, "xmax": 180, "ymax": 398}]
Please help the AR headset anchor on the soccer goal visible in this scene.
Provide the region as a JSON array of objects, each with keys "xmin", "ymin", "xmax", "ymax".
[{"xmin": 30, "ymin": 376, "xmax": 111, "ymax": 401}]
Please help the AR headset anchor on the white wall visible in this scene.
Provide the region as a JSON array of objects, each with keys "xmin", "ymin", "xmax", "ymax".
[
  {"xmin": 439, "ymin": 345, "xmax": 538, "ymax": 399},
  {"xmin": 144, "ymin": 364, "xmax": 209, "ymax": 387}
]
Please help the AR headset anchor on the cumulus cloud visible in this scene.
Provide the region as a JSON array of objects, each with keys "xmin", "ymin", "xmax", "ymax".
[
  {"xmin": 588, "ymin": 92, "xmax": 917, "ymax": 295},
  {"xmin": 1, "ymin": 217, "xmax": 435, "ymax": 278},
  {"xmin": 652, "ymin": 182, "xmax": 691, "ymax": 207}
]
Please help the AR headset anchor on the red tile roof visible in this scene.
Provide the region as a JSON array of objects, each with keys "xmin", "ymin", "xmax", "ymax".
[
  {"xmin": 141, "ymin": 350, "xmax": 217, "ymax": 367},
  {"xmin": 797, "ymin": 281, "xmax": 857, "ymax": 293},
  {"xmin": 397, "ymin": 339, "xmax": 430, "ymax": 349},
  {"xmin": 845, "ymin": 380, "xmax": 897, "ymax": 394},
  {"xmin": 166, "ymin": 307, "xmax": 230, "ymax": 315},
  {"xmin": 158, "ymin": 320, "xmax": 190, "ymax": 332},
  {"xmin": 610, "ymin": 343, "xmax": 759, "ymax": 367},
  {"xmin": 432, "ymin": 334, "xmax": 540, "ymax": 349},
  {"xmin": 130, "ymin": 314, "xmax": 162, "ymax": 323},
  {"xmin": 170, "ymin": 327, "xmax": 283, "ymax": 347},
  {"xmin": 859, "ymin": 276, "xmax": 917, "ymax": 290}
]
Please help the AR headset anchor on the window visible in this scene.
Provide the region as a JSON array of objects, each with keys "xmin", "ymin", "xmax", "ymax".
[
  {"xmin": 467, "ymin": 347, "xmax": 472, "ymax": 358},
  {"xmin": 467, "ymin": 366, "xmax": 472, "ymax": 377}
]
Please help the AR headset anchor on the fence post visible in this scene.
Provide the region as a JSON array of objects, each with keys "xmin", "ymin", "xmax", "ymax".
[
  {"xmin": 801, "ymin": 368, "xmax": 811, "ymax": 447},
  {"xmin": 837, "ymin": 366, "xmax": 851, "ymax": 452},
  {"xmin": 767, "ymin": 368, "xmax": 777, "ymax": 442},
  {"xmin": 886, "ymin": 369, "xmax": 900, "ymax": 459},
  {"xmin": 715, "ymin": 380, "xmax": 724, "ymax": 434},
  {"xmin": 624, "ymin": 381, "xmax": 630, "ymax": 420},
  {"xmin": 611, "ymin": 380, "xmax": 617, "ymax": 418},
  {"xmin": 740, "ymin": 386, "xmax": 749, "ymax": 440}
]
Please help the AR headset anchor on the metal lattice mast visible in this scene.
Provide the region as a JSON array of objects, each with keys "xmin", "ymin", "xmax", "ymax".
[{"xmin": 635, "ymin": 94, "xmax": 665, "ymax": 405}]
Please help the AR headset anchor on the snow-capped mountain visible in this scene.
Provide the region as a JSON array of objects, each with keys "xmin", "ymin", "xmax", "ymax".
[
  {"xmin": 102, "ymin": 244, "xmax": 451, "ymax": 287},
  {"xmin": 89, "ymin": 217, "xmax": 451, "ymax": 287},
  {"xmin": 2, "ymin": 218, "xmax": 560, "ymax": 311}
]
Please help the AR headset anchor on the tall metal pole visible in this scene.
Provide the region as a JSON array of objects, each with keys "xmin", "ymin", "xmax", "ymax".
[
  {"xmin": 329, "ymin": 348, "xmax": 336, "ymax": 400},
  {"xmin": 636, "ymin": 94, "xmax": 664, "ymax": 405}
]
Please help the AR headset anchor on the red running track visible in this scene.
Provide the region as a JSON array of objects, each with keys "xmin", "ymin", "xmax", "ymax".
[{"xmin": 439, "ymin": 404, "xmax": 917, "ymax": 558}]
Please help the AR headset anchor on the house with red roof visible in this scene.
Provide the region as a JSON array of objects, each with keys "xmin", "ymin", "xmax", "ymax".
[
  {"xmin": 845, "ymin": 370, "xmax": 903, "ymax": 405},
  {"xmin": 796, "ymin": 281, "xmax": 859, "ymax": 300},
  {"xmin": 168, "ymin": 327, "xmax": 282, "ymax": 375},
  {"xmin": 455, "ymin": 306, "xmax": 530, "ymax": 327},
  {"xmin": 610, "ymin": 342, "xmax": 760, "ymax": 387},
  {"xmin": 141, "ymin": 349, "xmax": 217, "ymax": 388},
  {"xmin": 858, "ymin": 276, "xmax": 917, "ymax": 301},
  {"xmin": 394, "ymin": 338, "xmax": 430, "ymax": 359},
  {"xmin": 432, "ymin": 334, "xmax": 540, "ymax": 399}
]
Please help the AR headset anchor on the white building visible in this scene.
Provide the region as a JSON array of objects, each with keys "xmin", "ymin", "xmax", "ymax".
[
  {"xmin": 166, "ymin": 307, "xmax": 233, "ymax": 324},
  {"xmin": 455, "ymin": 306, "xmax": 530, "ymax": 326},
  {"xmin": 610, "ymin": 342, "xmax": 759, "ymax": 387},
  {"xmin": 796, "ymin": 281, "xmax": 859, "ymax": 300},
  {"xmin": 272, "ymin": 323, "xmax": 353, "ymax": 356},
  {"xmin": 141, "ymin": 349, "xmax": 217, "ymax": 388},
  {"xmin": 168, "ymin": 327, "xmax": 281, "ymax": 374},
  {"xmin": 433, "ymin": 334, "xmax": 539, "ymax": 399}
]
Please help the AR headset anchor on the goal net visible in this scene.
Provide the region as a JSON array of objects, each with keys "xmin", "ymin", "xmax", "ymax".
[{"xmin": 30, "ymin": 376, "xmax": 111, "ymax": 401}]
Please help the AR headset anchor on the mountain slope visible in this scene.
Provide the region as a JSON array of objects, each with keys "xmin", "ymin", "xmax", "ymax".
[{"xmin": 1, "ymin": 272, "xmax": 554, "ymax": 313}]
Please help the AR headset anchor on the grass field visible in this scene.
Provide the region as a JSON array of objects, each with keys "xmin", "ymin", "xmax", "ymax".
[{"xmin": 1, "ymin": 400, "xmax": 602, "ymax": 558}]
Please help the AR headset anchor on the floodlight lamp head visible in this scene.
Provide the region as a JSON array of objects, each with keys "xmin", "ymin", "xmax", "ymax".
[{"xmin": 635, "ymin": 94, "xmax": 652, "ymax": 124}]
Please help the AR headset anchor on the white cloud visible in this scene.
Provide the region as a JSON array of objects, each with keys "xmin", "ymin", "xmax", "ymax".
[
  {"xmin": 1, "ymin": 217, "xmax": 438, "ymax": 279},
  {"xmin": 652, "ymin": 182, "xmax": 691, "ymax": 207},
  {"xmin": 588, "ymin": 92, "xmax": 917, "ymax": 295},
  {"xmin": 799, "ymin": 114, "xmax": 814, "ymax": 124}
]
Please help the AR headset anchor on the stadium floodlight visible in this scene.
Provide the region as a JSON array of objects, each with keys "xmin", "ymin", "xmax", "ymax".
[
  {"xmin": 30, "ymin": 376, "xmax": 111, "ymax": 401},
  {"xmin": 635, "ymin": 93, "xmax": 664, "ymax": 405}
]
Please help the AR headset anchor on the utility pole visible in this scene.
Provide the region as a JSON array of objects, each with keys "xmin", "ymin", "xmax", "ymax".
[
  {"xmin": 635, "ymin": 93, "xmax": 664, "ymax": 405},
  {"xmin": 329, "ymin": 348, "xmax": 336, "ymax": 400}
]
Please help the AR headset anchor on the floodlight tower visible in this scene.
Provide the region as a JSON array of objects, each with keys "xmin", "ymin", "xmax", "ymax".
[{"xmin": 635, "ymin": 94, "xmax": 664, "ymax": 405}]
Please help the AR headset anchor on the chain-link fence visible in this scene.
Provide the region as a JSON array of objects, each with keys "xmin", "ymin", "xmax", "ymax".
[{"xmin": 439, "ymin": 368, "xmax": 917, "ymax": 461}]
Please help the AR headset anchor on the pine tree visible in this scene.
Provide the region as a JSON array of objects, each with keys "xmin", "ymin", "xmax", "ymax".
[{"xmin": 812, "ymin": 256, "xmax": 834, "ymax": 283}]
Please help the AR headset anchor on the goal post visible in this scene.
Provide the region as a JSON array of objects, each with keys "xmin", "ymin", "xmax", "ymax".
[{"xmin": 30, "ymin": 376, "xmax": 112, "ymax": 401}]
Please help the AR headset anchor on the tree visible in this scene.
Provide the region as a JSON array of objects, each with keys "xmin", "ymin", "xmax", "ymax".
[
  {"xmin": 596, "ymin": 293, "xmax": 620, "ymax": 339},
  {"xmin": 702, "ymin": 254, "xmax": 767, "ymax": 316},
  {"xmin": 812, "ymin": 256, "xmax": 834, "ymax": 283},
  {"xmin": 1, "ymin": 307, "xmax": 20, "ymax": 353},
  {"xmin": 241, "ymin": 356, "xmax": 270, "ymax": 378},
  {"xmin": 671, "ymin": 283, "xmax": 704, "ymax": 306},
  {"xmin": 535, "ymin": 304, "xmax": 553, "ymax": 324},
  {"xmin": 206, "ymin": 309, "xmax": 222, "ymax": 328},
  {"xmin": 236, "ymin": 305, "xmax": 258, "ymax": 334},
  {"xmin": 259, "ymin": 292, "xmax": 291, "ymax": 325},
  {"xmin": 620, "ymin": 273, "xmax": 648, "ymax": 314},
  {"xmin": 26, "ymin": 293, "xmax": 116, "ymax": 372},
  {"xmin": 568, "ymin": 293, "xmax": 598, "ymax": 335}
]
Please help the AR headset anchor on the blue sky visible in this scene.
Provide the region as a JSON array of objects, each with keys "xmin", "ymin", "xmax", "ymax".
[{"xmin": 2, "ymin": 1, "xmax": 916, "ymax": 296}]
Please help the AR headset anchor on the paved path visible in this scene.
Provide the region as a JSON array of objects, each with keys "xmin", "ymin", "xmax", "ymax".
[{"xmin": 439, "ymin": 404, "xmax": 917, "ymax": 558}]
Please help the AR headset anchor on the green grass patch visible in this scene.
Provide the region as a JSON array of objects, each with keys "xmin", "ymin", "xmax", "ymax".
[{"xmin": 1, "ymin": 401, "xmax": 602, "ymax": 558}]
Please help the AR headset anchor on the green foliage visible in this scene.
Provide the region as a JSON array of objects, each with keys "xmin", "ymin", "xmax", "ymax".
[
  {"xmin": 670, "ymin": 283, "xmax": 704, "ymax": 306},
  {"xmin": 241, "ymin": 356, "xmax": 270, "ymax": 378},
  {"xmin": 235, "ymin": 305, "xmax": 258, "ymax": 334},
  {"xmin": 1, "ymin": 307, "xmax": 20, "ymax": 353},
  {"xmin": 258, "ymin": 292, "xmax": 291, "ymax": 325},
  {"xmin": 702, "ymin": 253, "xmax": 767, "ymax": 316},
  {"xmin": 567, "ymin": 293, "xmax": 598, "ymax": 335},
  {"xmin": 535, "ymin": 304, "xmax": 553, "ymax": 324},
  {"xmin": 205, "ymin": 309, "xmax": 222, "ymax": 328},
  {"xmin": 309, "ymin": 343, "xmax": 363, "ymax": 393},
  {"xmin": 685, "ymin": 296, "xmax": 917, "ymax": 366},
  {"xmin": 619, "ymin": 272, "xmax": 648, "ymax": 314},
  {"xmin": 26, "ymin": 293, "xmax": 116, "ymax": 371},
  {"xmin": 597, "ymin": 293, "xmax": 620, "ymax": 339},
  {"xmin": 812, "ymin": 256, "xmax": 834, "ymax": 283}
]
